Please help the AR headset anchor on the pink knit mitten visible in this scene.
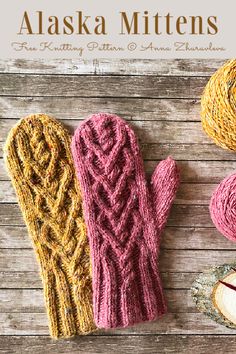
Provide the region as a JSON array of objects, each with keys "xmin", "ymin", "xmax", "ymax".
[{"xmin": 72, "ymin": 113, "xmax": 180, "ymax": 329}]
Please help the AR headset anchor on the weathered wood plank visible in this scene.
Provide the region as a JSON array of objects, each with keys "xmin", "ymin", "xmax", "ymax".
[
  {"xmin": 142, "ymin": 144, "xmax": 236, "ymax": 162},
  {"xmin": 163, "ymin": 227, "xmax": 234, "ymax": 250},
  {"xmin": 0, "ymin": 335, "xmax": 235, "ymax": 354},
  {"xmin": 2, "ymin": 142, "xmax": 236, "ymax": 162},
  {"xmin": 0, "ymin": 204, "xmax": 23, "ymax": 225},
  {"xmin": 0, "ymin": 226, "xmax": 31, "ymax": 248},
  {"xmin": 0, "ymin": 271, "xmax": 198, "ymax": 290},
  {"xmin": 0, "ymin": 182, "xmax": 222, "ymax": 206},
  {"xmin": 0, "ymin": 249, "xmax": 234, "ymax": 273},
  {"xmin": 0, "ymin": 289, "xmax": 44, "ymax": 313},
  {"xmin": 0, "ymin": 312, "xmax": 234, "ymax": 335},
  {"xmin": 0, "ymin": 204, "xmax": 214, "ymax": 227},
  {"xmin": 168, "ymin": 205, "xmax": 213, "ymax": 227},
  {"xmin": 0, "ymin": 119, "xmax": 212, "ymax": 145},
  {"xmin": 0, "ymin": 159, "xmax": 7, "ymax": 178},
  {"xmin": 0, "ymin": 182, "xmax": 16, "ymax": 203},
  {"xmin": 0, "ymin": 225, "xmax": 231, "ymax": 250},
  {"xmin": 0, "ymin": 152, "xmax": 236, "ymax": 183},
  {"xmin": 172, "ymin": 161, "xmax": 236, "ymax": 183},
  {"xmin": 161, "ymin": 272, "xmax": 201, "ymax": 290},
  {"xmin": 146, "ymin": 160, "xmax": 236, "ymax": 183},
  {"xmin": 0, "ymin": 75, "xmax": 208, "ymax": 98},
  {"xmin": 162, "ymin": 249, "xmax": 234, "ymax": 272},
  {"xmin": 0, "ymin": 289, "xmax": 195, "ymax": 313},
  {"xmin": 174, "ymin": 184, "xmax": 215, "ymax": 205},
  {"xmin": 1, "ymin": 158, "xmax": 236, "ymax": 185},
  {"xmin": 0, "ymin": 59, "xmax": 225, "ymax": 76},
  {"xmin": 2, "ymin": 150, "xmax": 236, "ymax": 186},
  {"xmin": 0, "ymin": 272, "xmax": 43, "ymax": 289},
  {"xmin": 0, "ymin": 96, "xmax": 200, "ymax": 121},
  {"xmin": 0, "ymin": 181, "xmax": 217, "ymax": 205}
]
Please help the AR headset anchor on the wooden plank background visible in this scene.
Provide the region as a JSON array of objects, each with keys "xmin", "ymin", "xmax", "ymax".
[{"xmin": 0, "ymin": 58, "xmax": 236, "ymax": 354}]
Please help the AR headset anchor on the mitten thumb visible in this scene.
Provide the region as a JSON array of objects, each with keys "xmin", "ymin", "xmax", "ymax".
[{"xmin": 150, "ymin": 157, "xmax": 180, "ymax": 233}]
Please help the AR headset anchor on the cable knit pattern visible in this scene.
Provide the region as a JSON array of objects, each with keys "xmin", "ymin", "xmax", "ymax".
[
  {"xmin": 4, "ymin": 114, "xmax": 96, "ymax": 338},
  {"xmin": 72, "ymin": 113, "xmax": 180, "ymax": 329},
  {"xmin": 210, "ymin": 172, "xmax": 236, "ymax": 242}
]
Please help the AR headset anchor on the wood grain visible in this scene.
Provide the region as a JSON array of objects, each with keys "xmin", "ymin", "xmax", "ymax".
[
  {"xmin": 0, "ymin": 289, "xmax": 196, "ymax": 314},
  {"xmin": 0, "ymin": 96, "xmax": 201, "ymax": 121},
  {"xmin": 0, "ymin": 119, "xmax": 214, "ymax": 144},
  {"xmin": 1, "ymin": 59, "xmax": 235, "ymax": 349},
  {"xmin": 0, "ymin": 248, "xmax": 234, "ymax": 273},
  {"xmin": 0, "ymin": 58, "xmax": 226, "ymax": 75},
  {"xmin": 0, "ymin": 272, "xmax": 44, "ymax": 289},
  {"xmin": 0, "ymin": 74, "xmax": 208, "ymax": 98},
  {"xmin": 142, "ymin": 144, "xmax": 236, "ymax": 162},
  {"xmin": 1, "ymin": 225, "xmax": 232, "ymax": 250},
  {"xmin": 0, "ymin": 181, "xmax": 218, "ymax": 204},
  {"xmin": 1, "ymin": 157, "xmax": 236, "ymax": 184},
  {"xmin": 0, "ymin": 271, "xmax": 198, "ymax": 290},
  {"xmin": 0, "ymin": 312, "xmax": 234, "ymax": 335},
  {"xmin": 0, "ymin": 203, "xmax": 215, "ymax": 227},
  {"xmin": 0, "ymin": 335, "xmax": 235, "ymax": 354},
  {"xmin": 2, "ymin": 142, "xmax": 236, "ymax": 162}
]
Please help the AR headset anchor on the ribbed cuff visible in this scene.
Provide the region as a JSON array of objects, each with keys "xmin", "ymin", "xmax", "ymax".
[
  {"xmin": 43, "ymin": 267, "xmax": 96, "ymax": 338},
  {"xmin": 93, "ymin": 256, "xmax": 167, "ymax": 329}
]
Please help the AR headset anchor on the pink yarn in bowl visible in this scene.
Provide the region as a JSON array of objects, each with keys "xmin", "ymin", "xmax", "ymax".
[{"xmin": 210, "ymin": 173, "xmax": 236, "ymax": 242}]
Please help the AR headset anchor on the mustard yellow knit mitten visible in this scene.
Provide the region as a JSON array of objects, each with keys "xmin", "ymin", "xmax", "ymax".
[{"xmin": 4, "ymin": 114, "xmax": 96, "ymax": 338}]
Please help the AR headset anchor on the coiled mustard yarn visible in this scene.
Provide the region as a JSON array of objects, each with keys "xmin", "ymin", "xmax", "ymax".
[{"xmin": 201, "ymin": 59, "xmax": 236, "ymax": 151}]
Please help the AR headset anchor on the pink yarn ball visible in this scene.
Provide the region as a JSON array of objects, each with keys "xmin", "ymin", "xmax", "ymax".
[{"xmin": 210, "ymin": 173, "xmax": 236, "ymax": 242}]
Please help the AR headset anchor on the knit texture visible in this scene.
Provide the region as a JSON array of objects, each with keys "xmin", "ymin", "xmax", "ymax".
[
  {"xmin": 201, "ymin": 59, "xmax": 236, "ymax": 151},
  {"xmin": 72, "ymin": 113, "xmax": 180, "ymax": 329},
  {"xmin": 4, "ymin": 114, "xmax": 96, "ymax": 338},
  {"xmin": 210, "ymin": 172, "xmax": 236, "ymax": 242}
]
